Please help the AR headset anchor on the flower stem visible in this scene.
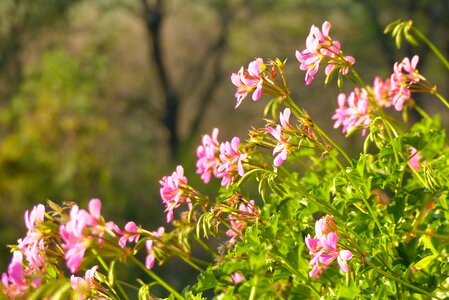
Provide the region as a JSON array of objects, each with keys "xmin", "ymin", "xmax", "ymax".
[
  {"xmin": 434, "ymin": 91, "xmax": 449, "ymax": 110},
  {"xmin": 249, "ymin": 274, "xmax": 258, "ymax": 300},
  {"xmin": 92, "ymin": 249, "xmax": 129, "ymax": 300},
  {"xmin": 412, "ymin": 27, "xmax": 449, "ymax": 72},
  {"xmin": 129, "ymin": 256, "xmax": 185, "ymax": 300},
  {"xmin": 285, "ymin": 96, "xmax": 352, "ymax": 164},
  {"xmin": 365, "ymin": 260, "xmax": 441, "ymax": 300}
]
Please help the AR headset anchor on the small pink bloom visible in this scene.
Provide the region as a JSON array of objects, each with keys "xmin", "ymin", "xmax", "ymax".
[
  {"xmin": 305, "ymin": 216, "xmax": 353, "ymax": 278},
  {"xmin": 117, "ymin": 221, "xmax": 140, "ymax": 248},
  {"xmin": 408, "ymin": 147, "xmax": 422, "ymax": 170},
  {"xmin": 230, "ymin": 271, "xmax": 245, "ymax": 284},
  {"xmin": 145, "ymin": 227, "xmax": 165, "ymax": 270},
  {"xmin": 373, "ymin": 76, "xmax": 393, "ymax": 107},
  {"xmin": 231, "ymin": 58, "xmax": 265, "ymax": 108},
  {"xmin": 160, "ymin": 166, "xmax": 195, "ymax": 222},
  {"xmin": 196, "ymin": 128, "xmax": 220, "ymax": 184},
  {"xmin": 226, "ymin": 200, "xmax": 257, "ymax": 241},
  {"xmin": 70, "ymin": 265, "xmax": 100, "ymax": 298},
  {"xmin": 390, "ymin": 55, "xmax": 425, "ymax": 111},
  {"xmin": 332, "ymin": 88, "xmax": 371, "ymax": 136},
  {"xmin": 216, "ymin": 137, "xmax": 247, "ymax": 187}
]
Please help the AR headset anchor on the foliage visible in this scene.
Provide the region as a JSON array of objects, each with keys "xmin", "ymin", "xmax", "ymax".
[{"xmin": 2, "ymin": 19, "xmax": 449, "ymax": 300}]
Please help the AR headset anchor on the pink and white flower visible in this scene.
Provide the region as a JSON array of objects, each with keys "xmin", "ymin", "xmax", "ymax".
[
  {"xmin": 196, "ymin": 128, "xmax": 220, "ymax": 184},
  {"xmin": 305, "ymin": 216, "xmax": 353, "ymax": 278},
  {"xmin": 231, "ymin": 58, "xmax": 265, "ymax": 108},
  {"xmin": 296, "ymin": 21, "xmax": 355, "ymax": 85},
  {"xmin": 216, "ymin": 137, "xmax": 247, "ymax": 187},
  {"xmin": 160, "ymin": 166, "xmax": 194, "ymax": 223}
]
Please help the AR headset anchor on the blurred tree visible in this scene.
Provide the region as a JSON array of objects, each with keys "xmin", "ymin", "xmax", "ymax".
[{"xmin": 0, "ymin": 0, "xmax": 79, "ymax": 99}]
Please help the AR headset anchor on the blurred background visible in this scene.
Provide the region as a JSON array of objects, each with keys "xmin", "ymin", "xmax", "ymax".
[{"xmin": 1, "ymin": 0, "xmax": 449, "ymax": 295}]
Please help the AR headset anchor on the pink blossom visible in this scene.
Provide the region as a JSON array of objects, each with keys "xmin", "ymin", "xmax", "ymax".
[
  {"xmin": 160, "ymin": 165, "xmax": 195, "ymax": 223},
  {"xmin": 145, "ymin": 227, "xmax": 165, "ymax": 270},
  {"xmin": 226, "ymin": 200, "xmax": 257, "ymax": 240},
  {"xmin": 390, "ymin": 55, "xmax": 425, "ymax": 111},
  {"xmin": 117, "ymin": 221, "xmax": 141, "ymax": 248},
  {"xmin": 59, "ymin": 199, "xmax": 108, "ymax": 273},
  {"xmin": 17, "ymin": 204, "xmax": 47, "ymax": 271},
  {"xmin": 373, "ymin": 76, "xmax": 393, "ymax": 107},
  {"xmin": 1, "ymin": 251, "xmax": 28, "ymax": 298},
  {"xmin": 267, "ymin": 108, "xmax": 293, "ymax": 167},
  {"xmin": 70, "ymin": 265, "xmax": 101, "ymax": 299},
  {"xmin": 231, "ymin": 58, "xmax": 264, "ymax": 108},
  {"xmin": 296, "ymin": 21, "xmax": 355, "ymax": 85},
  {"xmin": 216, "ymin": 137, "xmax": 247, "ymax": 188},
  {"xmin": 305, "ymin": 216, "xmax": 353, "ymax": 278},
  {"xmin": 196, "ymin": 128, "xmax": 220, "ymax": 184},
  {"xmin": 230, "ymin": 271, "xmax": 245, "ymax": 284},
  {"xmin": 332, "ymin": 88, "xmax": 371, "ymax": 136},
  {"xmin": 408, "ymin": 147, "xmax": 422, "ymax": 170}
]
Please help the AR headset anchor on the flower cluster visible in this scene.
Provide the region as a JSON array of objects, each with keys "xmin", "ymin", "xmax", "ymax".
[
  {"xmin": 195, "ymin": 129, "xmax": 247, "ymax": 188},
  {"xmin": 295, "ymin": 21, "xmax": 355, "ymax": 85},
  {"xmin": 231, "ymin": 58, "xmax": 265, "ymax": 108},
  {"xmin": 305, "ymin": 216, "xmax": 353, "ymax": 278},
  {"xmin": 332, "ymin": 57, "xmax": 424, "ymax": 136},
  {"xmin": 332, "ymin": 88, "xmax": 371, "ymax": 136},
  {"xmin": 390, "ymin": 55, "xmax": 426, "ymax": 111},
  {"xmin": 1, "ymin": 205, "xmax": 47, "ymax": 298},
  {"xmin": 196, "ymin": 128, "xmax": 220, "ymax": 184},
  {"xmin": 160, "ymin": 165, "xmax": 196, "ymax": 223}
]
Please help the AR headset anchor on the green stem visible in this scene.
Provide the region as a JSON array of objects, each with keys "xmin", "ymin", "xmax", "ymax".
[
  {"xmin": 270, "ymin": 252, "xmax": 321, "ymax": 298},
  {"xmin": 434, "ymin": 91, "xmax": 449, "ymax": 110},
  {"xmin": 91, "ymin": 249, "xmax": 129, "ymax": 300},
  {"xmin": 285, "ymin": 96, "xmax": 352, "ymax": 164},
  {"xmin": 249, "ymin": 274, "xmax": 258, "ymax": 300},
  {"xmin": 365, "ymin": 260, "xmax": 441, "ymax": 299},
  {"xmin": 179, "ymin": 255, "xmax": 204, "ymax": 272},
  {"xmin": 129, "ymin": 256, "xmax": 185, "ymax": 300},
  {"xmin": 412, "ymin": 27, "xmax": 449, "ymax": 72},
  {"xmin": 413, "ymin": 104, "xmax": 431, "ymax": 120}
]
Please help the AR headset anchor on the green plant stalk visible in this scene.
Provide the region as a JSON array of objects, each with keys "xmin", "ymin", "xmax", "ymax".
[
  {"xmin": 412, "ymin": 27, "xmax": 449, "ymax": 72},
  {"xmin": 249, "ymin": 274, "xmax": 258, "ymax": 300},
  {"xmin": 434, "ymin": 91, "xmax": 449, "ymax": 110},
  {"xmin": 92, "ymin": 249, "xmax": 129, "ymax": 300},
  {"xmin": 365, "ymin": 260, "xmax": 441, "ymax": 299},
  {"xmin": 329, "ymin": 151, "xmax": 383, "ymax": 233},
  {"xmin": 129, "ymin": 256, "xmax": 185, "ymax": 300},
  {"xmin": 270, "ymin": 252, "xmax": 321, "ymax": 298},
  {"xmin": 285, "ymin": 96, "xmax": 352, "ymax": 164}
]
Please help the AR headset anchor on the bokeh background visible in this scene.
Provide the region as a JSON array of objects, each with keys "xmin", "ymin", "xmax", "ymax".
[{"xmin": 1, "ymin": 0, "xmax": 449, "ymax": 295}]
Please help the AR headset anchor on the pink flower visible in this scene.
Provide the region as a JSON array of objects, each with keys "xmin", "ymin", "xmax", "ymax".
[
  {"xmin": 373, "ymin": 76, "xmax": 393, "ymax": 108},
  {"xmin": 267, "ymin": 108, "xmax": 293, "ymax": 167},
  {"xmin": 1, "ymin": 251, "xmax": 28, "ymax": 298},
  {"xmin": 408, "ymin": 147, "xmax": 422, "ymax": 170},
  {"xmin": 145, "ymin": 227, "xmax": 165, "ymax": 270},
  {"xmin": 305, "ymin": 216, "xmax": 353, "ymax": 278},
  {"xmin": 226, "ymin": 200, "xmax": 257, "ymax": 241},
  {"xmin": 216, "ymin": 137, "xmax": 247, "ymax": 187},
  {"xmin": 70, "ymin": 265, "xmax": 102, "ymax": 299},
  {"xmin": 59, "ymin": 199, "xmax": 109, "ymax": 273},
  {"xmin": 160, "ymin": 165, "xmax": 195, "ymax": 223},
  {"xmin": 390, "ymin": 55, "xmax": 425, "ymax": 111},
  {"xmin": 296, "ymin": 21, "xmax": 355, "ymax": 85},
  {"xmin": 332, "ymin": 88, "xmax": 371, "ymax": 136},
  {"xmin": 230, "ymin": 271, "xmax": 245, "ymax": 284},
  {"xmin": 231, "ymin": 58, "xmax": 265, "ymax": 108},
  {"xmin": 117, "ymin": 221, "xmax": 140, "ymax": 248},
  {"xmin": 196, "ymin": 128, "xmax": 220, "ymax": 184},
  {"xmin": 17, "ymin": 204, "xmax": 47, "ymax": 271}
]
